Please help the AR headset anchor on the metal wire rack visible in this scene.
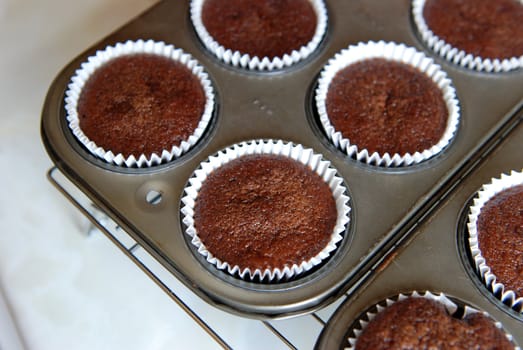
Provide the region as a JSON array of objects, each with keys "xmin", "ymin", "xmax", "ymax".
[{"xmin": 48, "ymin": 166, "xmax": 352, "ymax": 350}]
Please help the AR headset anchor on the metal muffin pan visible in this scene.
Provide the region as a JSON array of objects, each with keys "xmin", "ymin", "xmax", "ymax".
[
  {"xmin": 40, "ymin": 0, "xmax": 523, "ymax": 318},
  {"xmin": 315, "ymin": 110, "xmax": 523, "ymax": 349}
]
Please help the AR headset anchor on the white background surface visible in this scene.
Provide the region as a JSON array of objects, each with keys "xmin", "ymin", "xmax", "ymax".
[{"xmin": 0, "ymin": 0, "xmax": 224, "ymax": 349}]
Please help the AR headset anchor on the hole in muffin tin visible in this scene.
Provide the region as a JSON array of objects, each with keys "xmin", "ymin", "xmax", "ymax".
[
  {"xmin": 145, "ymin": 190, "xmax": 163, "ymax": 206},
  {"xmin": 456, "ymin": 193, "xmax": 523, "ymax": 322}
]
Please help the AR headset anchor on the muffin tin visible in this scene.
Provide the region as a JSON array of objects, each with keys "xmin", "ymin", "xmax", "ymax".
[
  {"xmin": 316, "ymin": 108, "xmax": 523, "ymax": 349},
  {"xmin": 41, "ymin": 0, "xmax": 522, "ymax": 326}
]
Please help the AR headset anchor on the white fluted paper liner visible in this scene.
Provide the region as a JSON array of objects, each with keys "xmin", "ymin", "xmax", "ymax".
[
  {"xmin": 412, "ymin": 0, "xmax": 523, "ymax": 73},
  {"xmin": 65, "ymin": 39, "xmax": 215, "ymax": 168},
  {"xmin": 315, "ymin": 41, "xmax": 460, "ymax": 167},
  {"xmin": 190, "ymin": 0, "xmax": 327, "ymax": 71},
  {"xmin": 467, "ymin": 170, "xmax": 523, "ymax": 313},
  {"xmin": 345, "ymin": 291, "xmax": 519, "ymax": 350},
  {"xmin": 180, "ymin": 139, "xmax": 351, "ymax": 282}
]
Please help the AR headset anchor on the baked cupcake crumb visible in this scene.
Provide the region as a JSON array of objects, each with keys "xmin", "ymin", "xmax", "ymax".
[
  {"xmin": 78, "ymin": 53, "xmax": 205, "ymax": 158},
  {"xmin": 468, "ymin": 170, "xmax": 523, "ymax": 312},
  {"xmin": 201, "ymin": 0, "xmax": 317, "ymax": 58},
  {"xmin": 326, "ymin": 58, "xmax": 448, "ymax": 156},
  {"xmin": 181, "ymin": 139, "xmax": 350, "ymax": 281},
  {"xmin": 194, "ymin": 154, "xmax": 337, "ymax": 271},
  {"xmin": 315, "ymin": 41, "xmax": 459, "ymax": 167},
  {"xmin": 422, "ymin": 0, "xmax": 523, "ymax": 60},
  {"xmin": 190, "ymin": 0, "xmax": 327, "ymax": 70},
  {"xmin": 354, "ymin": 297, "xmax": 514, "ymax": 350},
  {"xmin": 477, "ymin": 184, "xmax": 523, "ymax": 297},
  {"xmin": 65, "ymin": 40, "xmax": 215, "ymax": 167}
]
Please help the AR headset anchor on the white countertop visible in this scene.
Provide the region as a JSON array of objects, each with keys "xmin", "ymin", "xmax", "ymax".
[
  {"xmin": 0, "ymin": 1, "xmax": 331, "ymax": 349},
  {"xmin": 0, "ymin": 1, "xmax": 220, "ymax": 348}
]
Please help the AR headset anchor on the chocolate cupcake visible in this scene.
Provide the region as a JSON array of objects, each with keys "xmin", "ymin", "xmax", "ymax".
[
  {"xmin": 468, "ymin": 170, "xmax": 523, "ymax": 313},
  {"xmin": 315, "ymin": 41, "xmax": 460, "ymax": 167},
  {"xmin": 190, "ymin": 0, "xmax": 327, "ymax": 71},
  {"xmin": 346, "ymin": 292, "xmax": 518, "ymax": 350},
  {"xmin": 412, "ymin": 0, "xmax": 523, "ymax": 73},
  {"xmin": 181, "ymin": 139, "xmax": 350, "ymax": 281},
  {"xmin": 65, "ymin": 40, "xmax": 215, "ymax": 167}
]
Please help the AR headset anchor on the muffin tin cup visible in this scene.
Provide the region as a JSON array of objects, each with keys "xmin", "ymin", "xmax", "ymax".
[
  {"xmin": 412, "ymin": 0, "xmax": 523, "ymax": 73},
  {"xmin": 467, "ymin": 170, "xmax": 523, "ymax": 313},
  {"xmin": 189, "ymin": 0, "xmax": 328, "ymax": 71},
  {"xmin": 64, "ymin": 39, "xmax": 215, "ymax": 168},
  {"xmin": 315, "ymin": 40, "xmax": 460, "ymax": 167},
  {"xmin": 344, "ymin": 291, "xmax": 519, "ymax": 350},
  {"xmin": 181, "ymin": 139, "xmax": 351, "ymax": 282}
]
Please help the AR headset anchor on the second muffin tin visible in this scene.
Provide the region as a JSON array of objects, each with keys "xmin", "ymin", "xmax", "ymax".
[
  {"xmin": 316, "ymin": 108, "xmax": 523, "ymax": 349},
  {"xmin": 41, "ymin": 0, "xmax": 523, "ymax": 319}
]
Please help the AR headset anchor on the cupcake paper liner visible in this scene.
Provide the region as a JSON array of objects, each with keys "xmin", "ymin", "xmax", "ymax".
[
  {"xmin": 315, "ymin": 40, "xmax": 460, "ymax": 167},
  {"xmin": 190, "ymin": 0, "xmax": 327, "ymax": 71},
  {"xmin": 412, "ymin": 0, "xmax": 523, "ymax": 73},
  {"xmin": 345, "ymin": 291, "xmax": 519, "ymax": 350},
  {"xmin": 180, "ymin": 139, "xmax": 351, "ymax": 282},
  {"xmin": 467, "ymin": 170, "xmax": 523, "ymax": 313},
  {"xmin": 65, "ymin": 39, "xmax": 215, "ymax": 168}
]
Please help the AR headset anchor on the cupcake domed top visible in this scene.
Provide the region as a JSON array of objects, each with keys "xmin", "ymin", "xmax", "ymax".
[
  {"xmin": 191, "ymin": 0, "xmax": 327, "ymax": 70},
  {"xmin": 201, "ymin": 0, "xmax": 317, "ymax": 59},
  {"xmin": 193, "ymin": 154, "xmax": 337, "ymax": 271},
  {"xmin": 181, "ymin": 139, "xmax": 350, "ymax": 281},
  {"xmin": 325, "ymin": 58, "xmax": 448, "ymax": 156},
  {"xmin": 77, "ymin": 54, "xmax": 206, "ymax": 158},
  {"xmin": 65, "ymin": 40, "xmax": 215, "ymax": 167},
  {"xmin": 476, "ymin": 184, "xmax": 523, "ymax": 297},
  {"xmin": 422, "ymin": 0, "xmax": 523, "ymax": 60},
  {"xmin": 315, "ymin": 41, "xmax": 460, "ymax": 167},
  {"xmin": 354, "ymin": 296, "xmax": 514, "ymax": 350},
  {"xmin": 413, "ymin": 0, "xmax": 523, "ymax": 72},
  {"xmin": 467, "ymin": 170, "xmax": 523, "ymax": 312}
]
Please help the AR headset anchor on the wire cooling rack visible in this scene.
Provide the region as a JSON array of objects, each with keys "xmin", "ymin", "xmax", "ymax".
[{"xmin": 48, "ymin": 166, "xmax": 353, "ymax": 350}]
